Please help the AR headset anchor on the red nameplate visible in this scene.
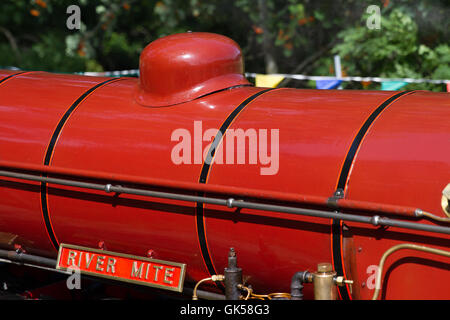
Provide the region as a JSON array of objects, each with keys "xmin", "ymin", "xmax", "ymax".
[{"xmin": 56, "ymin": 244, "xmax": 186, "ymax": 292}]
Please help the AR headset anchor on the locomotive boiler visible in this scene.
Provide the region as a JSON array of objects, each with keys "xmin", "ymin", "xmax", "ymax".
[{"xmin": 0, "ymin": 32, "xmax": 448, "ymax": 300}]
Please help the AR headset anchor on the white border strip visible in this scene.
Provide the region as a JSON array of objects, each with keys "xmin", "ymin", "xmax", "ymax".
[{"xmin": 72, "ymin": 69, "xmax": 449, "ymax": 85}]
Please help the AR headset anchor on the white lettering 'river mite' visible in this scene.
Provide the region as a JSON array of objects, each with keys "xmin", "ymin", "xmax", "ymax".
[
  {"xmin": 66, "ymin": 251, "xmax": 176, "ymax": 284},
  {"xmin": 67, "ymin": 250, "xmax": 117, "ymax": 274},
  {"xmin": 130, "ymin": 261, "xmax": 175, "ymax": 284}
]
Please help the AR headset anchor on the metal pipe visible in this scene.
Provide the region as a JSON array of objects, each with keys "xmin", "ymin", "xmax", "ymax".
[
  {"xmin": 230, "ymin": 200, "xmax": 450, "ymax": 235},
  {"xmin": 290, "ymin": 271, "xmax": 312, "ymax": 300},
  {"xmin": 0, "ymin": 160, "xmax": 422, "ymax": 217},
  {"xmin": 192, "ymin": 275, "xmax": 225, "ymax": 300},
  {"xmin": 372, "ymin": 244, "xmax": 450, "ymax": 300},
  {"xmin": 224, "ymin": 248, "xmax": 243, "ymax": 300},
  {"xmin": 183, "ymin": 287, "xmax": 226, "ymax": 300},
  {"xmin": 0, "ymin": 170, "xmax": 450, "ymax": 235},
  {"xmin": 418, "ymin": 211, "xmax": 450, "ymax": 223},
  {"xmin": 0, "ymin": 248, "xmax": 56, "ymax": 268}
]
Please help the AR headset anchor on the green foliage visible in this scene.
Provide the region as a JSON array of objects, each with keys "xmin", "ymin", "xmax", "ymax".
[
  {"xmin": 335, "ymin": 10, "xmax": 417, "ymax": 72},
  {"xmin": 332, "ymin": 5, "xmax": 450, "ymax": 91},
  {"xmin": 0, "ymin": 0, "xmax": 448, "ymax": 91}
]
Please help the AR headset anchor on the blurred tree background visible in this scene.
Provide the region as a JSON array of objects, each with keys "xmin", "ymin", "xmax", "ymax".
[{"xmin": 0, "ymin": 0, "xmax": 448, "ymax": 90}]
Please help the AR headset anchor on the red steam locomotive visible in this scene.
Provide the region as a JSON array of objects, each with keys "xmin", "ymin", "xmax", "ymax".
[{"xmin": 0, "ymin": 32, "xmax": 448, "ymax": 300}]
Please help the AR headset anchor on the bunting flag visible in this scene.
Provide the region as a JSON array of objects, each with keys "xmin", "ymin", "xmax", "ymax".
[
  {"xmin": 6, "ymin": 66, "xmax": 447, "ymax": 90},
  {"xmin": 381, "ymin": 81, "xmax": 408, "ymax": 91},
  {"xmin": 315, "ymin": 79, "xmax": 342, "ymax": 90},
  {"xmin": 255, "ymin": 74, "xmax": 285, "ymax": 88},
  {"xmin": 245, "ymin": 73, "xmax": 449, "ymax": 86}
]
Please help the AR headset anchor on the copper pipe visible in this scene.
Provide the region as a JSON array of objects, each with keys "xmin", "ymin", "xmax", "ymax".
[{"xmin": 192, "ymin": 275, "xmax": 225, "ymax": 300}]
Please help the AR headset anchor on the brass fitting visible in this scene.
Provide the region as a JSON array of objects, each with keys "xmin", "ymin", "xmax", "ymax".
[
  {"xmin": 312, "ymin": 263, "xmax": 337, "ymax": 300},
  {"xmin": 312, "ymin": 263, "xmax": 353, "ymax": 300},
  {"xmin": 335, "ymin": 276, "xmax": 354, "ymax": 287},
  {"xmin": 192, "ymin": 275, "xmax": 225, "ymax": 300},
  {"xmin": 442, "ymin": 184, "xmax": 450, "ymax": 216}
]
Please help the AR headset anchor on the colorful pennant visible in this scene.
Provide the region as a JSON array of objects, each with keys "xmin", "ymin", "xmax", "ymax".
[
  {"xmin": 315, "ymin": 79, "xmax": 342, "ymax": 90},
  {"xmin": 255, "ymin": 74, "xmax": 285, "ymax": 88},
  {"xmin": 381, "ymin": 81, "xmax": 408, "ymax": 91}
]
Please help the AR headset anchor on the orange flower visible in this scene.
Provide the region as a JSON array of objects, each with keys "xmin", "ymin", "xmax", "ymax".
[
  {"xmin": 298, "ymin": 16, "xmax": 314, "ymax": 26},
  {"xmin": 278, "ymin": 29, "xmax": 290, "ymax": 41},
  {"xmin": 30, "ymin": 9, "xmax": 40, "ymax": 16},
  {"xmin": 298, "ymin": 18, "xmax": 307, "ymax": 26},
  {"xmin": 284, "ymin": 42, "xmax": 293, "ymax": 50},
  {"xmin": 35, "ymin": 0, "xmax": 47, "ymax": 8},
  {"xmin": 252, "ymin": 26, "xmax": 264, "ymax": 34},
  {"xmin": 123, "ymin": 3, "xmax": 130, "ymax": 10},
  {"xmin": 77, "ymin": 41, "xmax": 86, "ymax": 57},
  {"xmin": 383, "ymin": 0, "xmax": 390, "ymax": 8},
  {"xmin": 277, "ymin": 29, "xmax": 284, "ymax": 39}
]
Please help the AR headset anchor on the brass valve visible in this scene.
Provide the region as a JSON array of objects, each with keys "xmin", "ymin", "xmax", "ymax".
[
  {"xmin": 312, "ymin": 263, "xmax": 336, "ymax": 300},
  {"xmin": 335, "ymin": 276, "xmax": 354, "ymax": 287},
  {"xmin": 312, "ymin": 263, "xmax": 353, "ymax": 300}
]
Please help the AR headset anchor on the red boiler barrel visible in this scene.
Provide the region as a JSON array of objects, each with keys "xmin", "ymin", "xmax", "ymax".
[{"xmin": 0, "ymin": 33, "xmax": 449, "ymax": 300}]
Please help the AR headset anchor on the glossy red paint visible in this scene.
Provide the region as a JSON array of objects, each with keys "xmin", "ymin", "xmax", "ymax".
[
  {"xmin": 0, "ymin": 72, "xmax": 114, "ymax": 256},
  {"xmin": 0, "ymin": 70, "xmax": 22, "ymax": 81},
  {"xmin": 344, "ymin": 91, "xmax": 450, "ymax": 299},
  {"xmin": 201, "ymin": 88, "xmax": 439, "ymax": 298},
  {"xmin": 0, "ymin": 33, "xmax": 448, "ymax": 300},
  {"xmin": 0, "ymin": 70, "xmax": 33, "ymax": 86},
  {"xmin": 136, "ymin": 32, "xmax": 250, "ymax": 107},
  {"xmin": 44, "ymin": 79, "xmax": 265, "ymax": 284}
]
